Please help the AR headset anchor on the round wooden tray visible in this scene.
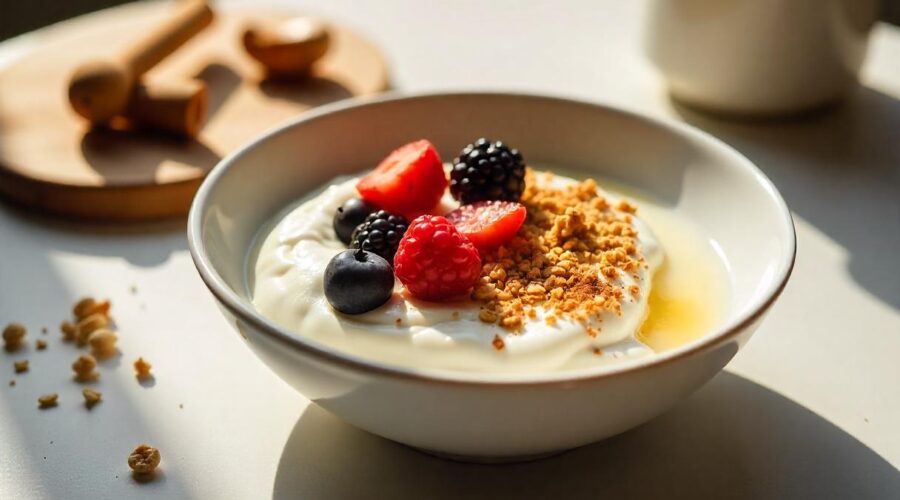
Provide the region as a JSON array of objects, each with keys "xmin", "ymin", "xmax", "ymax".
[{"xmin": 0, "ymin": 2, "xmax": 388, "ymax": 221}]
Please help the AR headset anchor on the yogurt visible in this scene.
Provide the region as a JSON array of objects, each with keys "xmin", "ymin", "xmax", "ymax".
[{"xmin": 250, "ymin": 174, "xmax": 664, "ymax": 373}]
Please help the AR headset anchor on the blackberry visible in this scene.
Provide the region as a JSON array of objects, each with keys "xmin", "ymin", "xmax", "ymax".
[
  {"xmin": 350, "ymin": 210, "xmax": 409, "ymax": 263},
  {"xmin": 450, "ymin": 138, "xmax": 526, "ymax": 204}
]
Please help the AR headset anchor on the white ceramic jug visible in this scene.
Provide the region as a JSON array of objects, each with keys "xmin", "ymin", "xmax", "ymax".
[{"xmin": 645, "ymin": 0, "xmax": 879, "ymax": 115}]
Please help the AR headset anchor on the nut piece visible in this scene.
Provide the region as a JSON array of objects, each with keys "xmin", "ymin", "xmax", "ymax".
[
  {"xmin": 82, "ymin": 388, "xmax": 103, "ymax": 408},
  {"xmin": 128, "ymin": 444, "xmax": 161, "ymax": 474},
  {"xmin": 60, "ymin": 321, "xmax": 77, "ymax": 342},
  {"xmin": 72, "ymin": 354, "xmax": 98, "ymax": 381},
  {"xmin": 3, "ymin": 323, "xmax": 27, "ymax": 351},
  {"xmin": 73, "ymin": 297, "xmax": 111, "ymax": 320},
  {"xmin": 13, "ymin": 360, "xmax": 29, "ymax": 373},
  {"xmin": 76, "ymin": 313, "xmax": 110, "ymax": 346},
  {"xmin": 88, "ymin": 329, "xmax": 117, "ymax": 357},
  {"xmin": 38, "ymin": 393, "xmax": 59, "ymax": 408},
  {"xmin": 35, "ymin": 339, "xmax": 48, "ymax": 350},
  {"xmin": 134, "ymin": 357, "xmax": 152, "ymax": 379}
]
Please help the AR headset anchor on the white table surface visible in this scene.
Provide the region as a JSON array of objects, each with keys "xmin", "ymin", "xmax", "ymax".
[{"xmin": 1, "ymin": 1, "xmax": 898, "ymax": 498}]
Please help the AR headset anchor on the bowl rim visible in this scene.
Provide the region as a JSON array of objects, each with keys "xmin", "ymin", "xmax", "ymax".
[{"xmin": 187, "ymin": 90, "xmax": 796, "ymax": 387}]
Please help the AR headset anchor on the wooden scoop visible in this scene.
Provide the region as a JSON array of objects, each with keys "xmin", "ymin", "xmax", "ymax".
[
  {"xmin": 68, "ymin": 0, "xmax": 214, "ymax": 124},
  {"xmin": 242, "ymin": 16, "xmax": 330, "ymax": 77},
  {"xmin": 123, "ymin": 79, "xmax": 208, "ymax": 137}
]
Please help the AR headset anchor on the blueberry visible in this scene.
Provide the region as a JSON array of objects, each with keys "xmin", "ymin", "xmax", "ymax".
[
  {"xmin": 323, "ymin": 249, "xmax": 395, "ymax": 314},
  {"xmin": 333, "ymin": 198, "xmax": 378, "ymax": 245}
]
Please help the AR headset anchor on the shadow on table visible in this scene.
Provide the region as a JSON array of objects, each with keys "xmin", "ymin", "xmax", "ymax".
[
  {"xmin": 0, "ymin": 199, "xmax": 186, "ymax": 267},
  {"xmin": 671, "ymin": 86, "xmax": 900, "ymax": 310},
  {"xmin": 273, "ymin": 371, "xmax": 899, "ymax": 500}
]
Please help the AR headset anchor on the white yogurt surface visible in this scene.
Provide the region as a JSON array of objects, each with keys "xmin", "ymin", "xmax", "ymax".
[{"xmin": 250, "ymin": 173, "xmax": 668, "ymax": 373}]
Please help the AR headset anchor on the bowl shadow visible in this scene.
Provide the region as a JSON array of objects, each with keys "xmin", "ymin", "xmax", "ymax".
[
  {"xmin": 273, "ymin": 371, "xmax": 898, "ymax": 500},
  {"xmin": 671, "ymin": 85, "xmax": 900, "ymax": 310}
]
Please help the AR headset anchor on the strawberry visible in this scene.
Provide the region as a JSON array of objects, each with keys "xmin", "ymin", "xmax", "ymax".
[
  {"xmin": 445, "ymin": 201, "xmax": 526, "ymax": 251},
  {"xmin": 356, "ymin": 140, "xmax": 448, "ymax": 218}
]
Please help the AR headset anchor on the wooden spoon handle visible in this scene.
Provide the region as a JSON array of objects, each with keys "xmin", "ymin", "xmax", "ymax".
[
  {"xmin": 122, "ymin": 0, "xmax": 214, "ymax": 77},
  {"xmin": 124, "ymin": 80, "xmax": 208, "ymax": 138}
]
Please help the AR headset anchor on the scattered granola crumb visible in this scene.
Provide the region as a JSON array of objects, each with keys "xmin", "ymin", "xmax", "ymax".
[
  {"xmin": 394, "ymin": 317, "xmax": 402, "ymax": 327},
  {"xmin": 82, "ymin": 388, "xmax": 102, "ymax": 408},
  {"xmin": 3, "ymin": 323, "xmax": 27, "ymax": 351},
  {"xmin": 72, "ymin": 354, "xmax": 98, "ymax": 381},
  {"xmin": 492, "ymin": 335, "xmax": 505, "ymax": 351},
  {"xmin": 592, "ymin": 347, "xmax": 603, "ymax": 356},
  {"xmin": 35, "ymin": 339, "xmax": 47, "ymax": 350},
  {"xmin": 73, "ymin": 297, "xmax": 111, "ymax": 321},
  {"xmin": 134, "ymin": 357, "xmax": 152, "ymax": 379},
  {"xmin": 41, "ymin": 327, "xmax": 48, "ymax": 335},
  {"xmin": 88, "ymin": 329, "xmax": 117, "ymax": 357},
  {"xmin": 76, "ymin": 313, "xmax": 110, "ymax": 346},
  {"xmin": 60, "ymin": 321, "xmax": 77, "ymax": 342},
  {"xmin": 14, "ymin": 359, "xmax": 29, "ymax": 373},
  {"xmin": 128, "ymin": 444, "xmax": 161, "ymax": 475},
  {"xmin": 9, "ymin": 379, "xmax": 15, "ymax": 387},
  {"xmin": 451, "ymin": 311, "xmax": 460, "ymax": 320},
  {"xmin": 38, "ymin": 393, "xmax": 58, "ymax": 409}
]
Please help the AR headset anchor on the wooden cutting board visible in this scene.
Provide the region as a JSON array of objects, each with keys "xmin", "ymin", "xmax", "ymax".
[{"xmin": 0, "ymin": 2, "xmax": 388, "ymax": 221}]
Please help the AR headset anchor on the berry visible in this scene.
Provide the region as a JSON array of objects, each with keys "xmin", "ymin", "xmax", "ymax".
[
  {"xmin": 394, "ymin": 215, "xmax": 482, "ymax": 301},
  {"xmin": 357, "ymin": 140, "xmax": 448, "ymax": 218},
  {"xmin": 445, "ymin": 201, "xmax": 526, "ymax": 251},
  {"xmin": 350, "ymin": 210, "xmax": 409, "ymax": 262},
  {"xmin": 324, "ymin": 249, "xmax": 395, "ymax": 314},
  {"xmin": 333, "ymin": 198, "xmax": 378, "ymax": 245},
  {"xmin": 450, "ymin": 138, "xmax": 525, "ymax": 204}
]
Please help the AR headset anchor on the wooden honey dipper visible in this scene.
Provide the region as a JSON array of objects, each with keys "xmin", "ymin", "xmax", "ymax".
[{"xmin": 68, "ymin": 0, "xmax": 214, "ymax": 134}]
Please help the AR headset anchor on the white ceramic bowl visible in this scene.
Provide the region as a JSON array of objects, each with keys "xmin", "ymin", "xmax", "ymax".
[{"xmin": 188, "ymin": 92, "xmax": 795, "ymax": 461}]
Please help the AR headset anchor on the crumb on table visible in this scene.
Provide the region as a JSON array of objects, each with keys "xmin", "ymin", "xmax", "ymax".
[
  {"xmin": 3, "ymin": 323, "xmax": 27, "ymax": 351},
  {"xmin": 38, "ymin": 393, "xmax": 58, "ymax": 409},
  {"xmin": 82, "ymin": 388, "xmax": 102, "ymax": 408},
  {"xmin": 72, "ymin": 354, "xmax": 98, "ymax": 381},
  {"xmin": 128, "ymin": 444, "xmax": 161, "ymax": 475},
  {"xmin": 35, "ymin": 339, "xmax": 47, "ymax": 350},
  {"xmin": 13, "ymin": 359, "xmax": 28, "ymax": 373},
  {"xmin": 134, "ymin": 357, "xmax": 152, "ymax": 379}
]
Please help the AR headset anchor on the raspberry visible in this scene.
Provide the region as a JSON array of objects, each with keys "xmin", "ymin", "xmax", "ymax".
[
  {"xmin": 445, "ymin": 200, "xmax": 526, "ymax": 251},
  {"xmin": 394, "ymin": 215, "xmax": 482, "ymax": 301},
  {"xmin": 356, "ymin": 140, "xmax": 448, "ymax": 218}
]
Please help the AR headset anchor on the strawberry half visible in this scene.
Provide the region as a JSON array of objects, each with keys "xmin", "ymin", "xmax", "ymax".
[
  {"xmin": 357, "ymin": 140, "xmax": 448, "ymax": 219},
  {"xmin": 445, "ymin": 201, "xmax": 526, "ymax": 251}
]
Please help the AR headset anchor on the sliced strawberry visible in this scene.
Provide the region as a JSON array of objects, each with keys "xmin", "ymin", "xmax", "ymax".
[
  {"xmin": 445, "ymin": 201, "xmax": 526, "ymax": 251},
  {"xmin": 357, "ymin": 140, "xmax": 448, "ymax": 218}
]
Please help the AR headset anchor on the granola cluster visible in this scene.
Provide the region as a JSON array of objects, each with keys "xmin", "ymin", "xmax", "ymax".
[{"xmin": 473, "ymin": 172, "xmax": 646, "ymax": 333}]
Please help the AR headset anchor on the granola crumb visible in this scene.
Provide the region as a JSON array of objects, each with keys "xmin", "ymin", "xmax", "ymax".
[
  {"xmin": 451, "ymin": 311, "xmax": 460, "ymax": 320},
  {"xmin": 492, "ymin": 335, "xmax": 505, "ymax": 351},
  {"xmin": 73, "ymin": 298, "xmax": 111, "ymax": 321},
  {"xmin": 35, "ymin": 339, "xmax": 47, "ymax": 350},
  {"xmin": 38, "ymin": 393, "xmax": 59, "ymax": 409},
  {"xmin": 76, "ymin": 313, "xmax": 110, "ymax": 346},
  {"xmin": 128, "ymin": 444, "xmax": 161, "ymax": 475},
  {"xmin": 8, "ymin": 379, "xmax": 14, "ymax": 387},
  {"xmin": 88, "ymin": 329, "xmax": 118, "ymax": 357},
  {"xmin": 3, "ymin": 323, "xmax": 27, "ymax": 351},
  {"xmin": 14, "ymin": 359, "xmax": 29, "ymax": 373},
  {"xmin": 394, "ymin": 317, "xmax": 402, "ymax": 327},
  {"xmin": 592, "ymin": 347, "xmax": 603, "ymax": 356},
  {"xmin": 41, "ymin": 327, "xmax": 48, "ymax": 335},
  {"xmin": 134, "ymin": 357, "xmax": 152, "ymax": 379},
  {"xmin": 60, "ymin": 321, "xmax": 77, "ymax": 342},
  {"xmin": 82, "ymin": 388, "xmax": 102, "ymax": 408},
  {"xmin": 72, "ymin": 354, "xmax": 98, "ymax": 381}
]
